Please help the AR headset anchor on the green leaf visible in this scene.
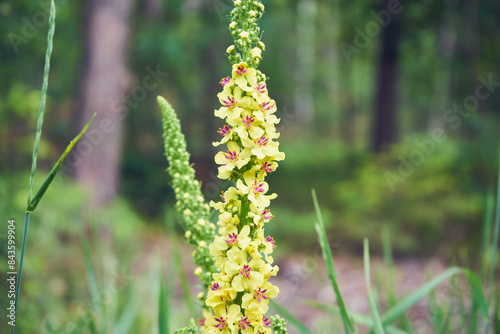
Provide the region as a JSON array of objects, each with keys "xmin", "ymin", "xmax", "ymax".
[
  {"xmin": 305, "ymin": 300, "xmax": 406, "ymax": 334},
  {"xmin": 158, "ymin": 268, "xmax": 169, "ymax": 334},
  {"xmin": 365, "ymin": 267, "xmax": 488, "ymax": 334},
  {"xmin": 364, "ymin": 239, "xmax": 385, "ymax": 334},
  {"xmin": 26, "ymin": 113, "xmax": 96, "ymax": 212},
  {"xmin": 312, "ymin": 189, "xmax": 354, "ymax": 333},
  {"xmin": 27, "ymin": 0, "xmax": 56, "ymax": 207},
  {"xmin": 113, "ymin": 289, "xmax": 139, "ymax": 334}
]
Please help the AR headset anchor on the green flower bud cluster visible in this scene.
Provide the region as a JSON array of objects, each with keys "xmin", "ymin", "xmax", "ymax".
[
  {"xmin": 270, "ymin": 315, "xmax": 289, "ymax": 334},
  {"xmin": 158, "ymin": 96, "xmax": 218, "ymax": 292},
  {"xmin": 227, "ymin": 0, "xmax": 266, "ymax": 67},
  {"xmin": 174, "ymin": 319, "xmax": 200, "ymax": 334}
]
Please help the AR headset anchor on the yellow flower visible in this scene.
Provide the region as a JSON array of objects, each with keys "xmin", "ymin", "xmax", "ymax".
[
  {"xmin": 232, "ymin": 62, "xmax": 257, "ymax": 92},
  {"xmin": 241, "ymin": 281, "xmax": 279, "ymax": 314},
  {"xmin": 233, "ymin": 113, "xmax": 265, "ymax": 141},
  {"xmin": 206, "ymin": 304, "xmax": 242, "ymax": 334},
  {"xmin": 214, "ymin": 141, "xmax": 252, "ymax": 179},
  {"xmin": 236, "ymin": 172, "xmax": 277, "ymax": 210},
  {"xmin": 206, "ymin": 281, "xmax": 237, "ymax": 308},
  {"xmin": 225, "ymin": 248, "xmax": 265, "ymax": 292}
]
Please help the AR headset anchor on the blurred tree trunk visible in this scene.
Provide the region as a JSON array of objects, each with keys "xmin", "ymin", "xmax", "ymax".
[
  {"xmin": 372, "ymin": 0, "xmax": 400, "ymax": 152},
  {"xmin": 76, "ymin": 0, "xmax": 132, "ymax": 207}
]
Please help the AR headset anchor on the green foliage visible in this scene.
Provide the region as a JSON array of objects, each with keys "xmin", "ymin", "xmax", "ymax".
[{"xmin": 330, "ymin": 136, "xmax": 486, "ymax": 255}]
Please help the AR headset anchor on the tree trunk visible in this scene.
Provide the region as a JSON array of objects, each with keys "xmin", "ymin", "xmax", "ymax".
[
  {"xmin": 372, "ymin": 0, "xmax": 400, "ymax": 152},
  {"xmin": 76, "ymin": 0, "xmax": 132, "ymax": 207}
]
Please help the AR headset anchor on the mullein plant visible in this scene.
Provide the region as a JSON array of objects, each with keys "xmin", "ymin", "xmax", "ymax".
[
  {"xmin": 160, "ymin": 0, "xmax": 288, "ymax": 333},
  {"xmin": 160, "ymin": 95, "xmax": 218, "ymax": 293}
]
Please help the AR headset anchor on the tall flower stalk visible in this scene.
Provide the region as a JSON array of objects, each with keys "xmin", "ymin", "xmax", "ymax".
[
  {"xmin": 160, "ymin": 96, "xmax": 218, "ymax": 294},
  {"xmin": 203, "ymin": 0, "xmax": 285, "ymax": 332}
]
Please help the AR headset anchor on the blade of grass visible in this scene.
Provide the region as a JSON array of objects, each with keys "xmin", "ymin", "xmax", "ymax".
[
  {"xmin": 480, "ymin": 188, "xmax": 494, "ymax": 281},
  {"xmin": 366, "ymin": 267, "xmax": 488, "ymax": 334},
  {"xmin": 305, "ymin": 300, "xmax": 407, "ymax": 334},
  {"xmin": 113, "ymin": 289, "xmax": 139, "ymax": 334},
  {"xmin": 27, "ymin": 113, "xmax": 96, "ymax": 212},
  {"xmin": 493, "ymin": 288, "xmax": 499, "ymax": 333},
  {"xmin": 488, "ymin": 136, "xmax": 500, "ymax": 303},
  {"xmin": 27, "ymin": 0, "xmax": 56, "ymax": 207},
  {"xmin": 270, "ymin": 300, "xmax": 312, "ymax": 334},
  {"xmin": 381, "ymin": 228, "xmax": 412, "ymax": 333},
  {"xmin": 158, "ymin": 267, "xmax": 169, "ymax": 334},
  {"xmin": 364, "ymin": 239, "xmax": 385, "ymax": 334},
  {"xmin": 11, "ymin": 3, "xmax": 56, "ymax": 334},
  {"xmin": 312, "ymin": 189, "xmax": 354, "ymax": 333},
  {"xmin": 172, "ymin": 235, "xmax": 197, "ymax": 317},
  {"xmin": 82, "ymin": 235, "xmax": 102, "ymax": 319}
]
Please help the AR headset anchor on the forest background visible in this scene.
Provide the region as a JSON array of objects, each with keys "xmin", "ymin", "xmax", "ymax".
[{"xmin": 1, "ymin": 0, "xmax": 499, "ymax": 332}]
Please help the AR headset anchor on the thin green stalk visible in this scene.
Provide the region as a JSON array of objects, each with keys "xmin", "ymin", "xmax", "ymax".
[
  {"xmin": 10, "ymin": 212, "xmax": 30, "ymax": 334},
  {"xmin": 480, "ymin": 188, "xmax": 494, "ymax": 280},
  {"xmin": 312, "ymin": 189, "xmax": 354, "ymax": 333},
  {"xmin": 489, "ymin": 137, "xmax": 500, "ymax": 302},
  {"xmin": 27, "ymin": 0, "xmax": 56, "ymax": 205},
  {"xmin": 364, "ymin": 239, "xmax": 385, "ymax": 334},
  {"xmin": 12, "ymin": 4, "xmax": 55, "ymax": 332}
]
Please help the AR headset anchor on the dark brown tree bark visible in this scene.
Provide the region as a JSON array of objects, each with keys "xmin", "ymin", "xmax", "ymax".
[
  {"xmin": 372, "ymin": 0, "xmax": 400, "ymax": 152},
  {"xmin": 76, "ymin": 0, "xmax": 133, "ymax": 206}
]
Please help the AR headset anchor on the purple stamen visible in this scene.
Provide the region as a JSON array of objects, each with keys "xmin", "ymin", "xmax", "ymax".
[
  {"xmin": 256, "ymin": 136, "xmax": 268, "ymax": 146},
  {"xmin": 255, "ymin": 83, "xmax": 266, "ymax": 94},
  {"xmin": 254, "ymin": 287, "xmax": 270, "ymax": 303},
  {"xmin": 214, "ymin": 317, "xmax": 227, "ymax": 329},
  {"xmin": 218, "ymin": 125, "xmax": 231, "ymax": 136},
  {"xmin": 240, "ymin": 264, "xmax": 251, "ymax": 278},
  {"xmin": 242, "ymin": 115, "xmax": 255, "ymax": 128},
  {"xmin": 236, "ymin": 65, "xmax": 247, "ymax": 75},
  {"xmin": 253, "ymin": 180, "xmax": 265, "ymax": 194},
  {"xmin": 261, "ymin": 209, "xmax": 272, "ymax": 220},
  {"xmin": 219, "ymin": 76, "xmax": 231, "ymax": 86},
  {"xmin": 239, "ymin": 317, "xmax": 252, "ymax": 330},
  {"xmin": 222, "ymin": 96, "xmax": 236, "ymax": 108},
  {"xmin": 223, "ymin": 150, "xmax": 237, "ymax": 161},
  {"xmin": 225, "ymin": 232, "xmax": 239, "ymax": 245},
  {"xmin": 262, "ymin": 162, "xmax": 273, "ymax": 173},
  {"xmin": 266, "ymin": 236, "xmax": 276, "ymax": 248}
]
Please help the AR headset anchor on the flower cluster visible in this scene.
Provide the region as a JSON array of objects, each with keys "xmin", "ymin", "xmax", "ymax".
[
  {"xmin": 159, "ymin": 96, "xmax": 218, "ymax": 292},
  {"xmin": 202, "ymin": 56, "xmax": 285, "ymax": 333},
  {"xmin": 226, "ymin": 0, "xmax": 266, "ymax": 67}
]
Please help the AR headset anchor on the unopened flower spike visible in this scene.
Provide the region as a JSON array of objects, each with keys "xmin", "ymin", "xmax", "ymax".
[{"xmin": 158, "ymin": 96, "xmax": 218, "ymax": 299}]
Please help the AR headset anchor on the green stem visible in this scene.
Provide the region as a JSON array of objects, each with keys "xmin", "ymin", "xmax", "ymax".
[
  {"xmin": 10, "ymin": 212, "xmax": 30, "ymax": 334},
  {"xmin": 238, "ymin": 196, "xmax": 251, "ymax": 232},
  {"xmin": 27, "ymin": 0, "xmax": 56, "ymax": 206}
]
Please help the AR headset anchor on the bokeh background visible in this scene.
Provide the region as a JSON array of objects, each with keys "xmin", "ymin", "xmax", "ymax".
[{"xmin": 1, "ymin": 0, "xmax": 500, "ymax": 332}]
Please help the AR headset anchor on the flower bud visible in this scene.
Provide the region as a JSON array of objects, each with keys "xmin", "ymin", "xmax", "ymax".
[
  {"xmin": 226, "ymin": 45, "xmax": 236, "ymax": 54},
  {"xmin": 251, "ymin": 47, "xmax": 262, "ymax": 59},
  {"xmin": 239, "ymin": 31, "xmax": 249, "ymax": 39},
  {"xmin": 194, "ymin": 267, "xmax": 203, "ymax": 276}
]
